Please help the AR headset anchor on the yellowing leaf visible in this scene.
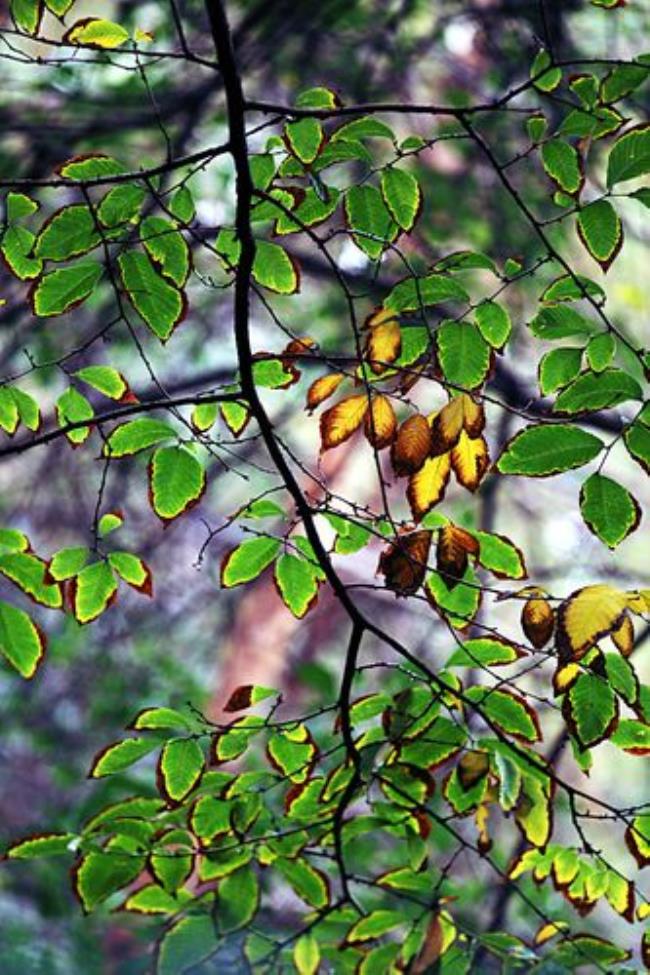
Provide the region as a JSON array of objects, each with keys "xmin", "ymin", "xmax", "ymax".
[
  {"xmin": 306, "ymin": 372, "xmax": 345, "ymax": 411},
  {"xmin": 522, "ymin": 596, "xmax": 555, "ymax": 649},
  {"xmin": 611, "ymin": 614, "xmax": 635, "ymax": 656},
  {"xmin": 364, "ymin": 394, "xmax": 397, "ymax": 449},
  {"xmin": 320, "ymin": 394, "xmax": 368, "ymax": 450},
  {"xmin": 365, "ymin": 319, "xmax": 401, "ymax": 374},
  {"xmin": 408, "ymin": 453, "xmax": 451, "ymax": 521},
  {"xmin": 557, "ymin": 584, "xmax": 629, "ymax": 661},
  {"xmin": 534, "ymin": 921, "xmax": 569, "ymax": 947},
  {"xmin": 378, "ymin": 530, "xmax": 432, "ymax": 595},
  {"xmin": 450, "ymin": 431, "xmax": 489, "ymax": 491},
  {"xmin": 431, "ymin": 394, "xmax": 485, "ymax": 454},
  {"xmin": 391, "ymin": 413, "xmax": 432, "ymax": 476},
  {"xmin": 64, "ymin": 18, "xmax": 130, "ymax": 49},
  {"xmin": 437, "ymin": 524, "xmax": 479, "ymax": 588}
]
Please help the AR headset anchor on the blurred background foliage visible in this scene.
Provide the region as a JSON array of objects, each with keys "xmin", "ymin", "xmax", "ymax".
[{"xmin": 1, "ymin": 0, "xmax": 649, "ymax": 971}]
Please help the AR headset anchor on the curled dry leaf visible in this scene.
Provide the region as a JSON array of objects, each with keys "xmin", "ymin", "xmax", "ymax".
[
  {"xmin": 391, "ymin": 413, "xmax": 432, "ymax": 477},
  {"xmin": 320, "ymin": 394, "xmax": 368, "ymax": 450},
  {"xmin": 306, "ymin": 372, "xmax": 345, "ymax": 411},
  {"xmin": 437, "ymin": 524, "xmax": 480, "ymax": 588},
  {"xmin": 364, "ymin": 394, "xmax": 397, "ymax": 449},
  {"xmin": 378, "ymin": 530, "xmax": 432, "ymax": 595},
  {"xmin": 522, "ymin": 594, "xmax": 555, "ymax": 649}
]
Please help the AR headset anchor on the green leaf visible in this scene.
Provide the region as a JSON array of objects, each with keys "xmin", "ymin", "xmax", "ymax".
[
  {"xmin": 0, "ymin": 388, "xmax": 19, "ymax": 435},
  {"xmin": 466, "ymin": 687, "xmax": 540, "ymax": 742},
  {"xmin": 109, "ymin": 551, "xmax": 152, "ymax": 593},
  {"xmin": 104, "ymin": 418, "xmax": 175, "ymax": 457},
  {"xmin": 56, "ymin": 387, "xmax": 93, "ymax": 445},
  {"xmin": 579, "ymin": 473, "xmax": 640, "ymax": 548},
  {"xmin": 221, "ymin": 537, "xmax": 281, "ymax": 588},
  {"xmin": 436, "ymin": 321, "xmax": 490, "ymax": 390},
  {"xmin": 538, "ymin": 347, "xmax": 583, "ymax": 395},
  {"xmin": 98, "ymin": 184, "xmax": 146, "ymax": 227},
  {"xmin": 625, "ymin": 421, "xmax": 650, "ymax": 473},
  {"xmin": 275, "ymin": 857, "xmax": 329, "ymax": 908},
  {"xmin": 473, "ymin": 530, "xmax": 527, "ymax": 579},
  {"xmin": 252, "ymin": 358, "xmax": 295, "ymax": 389},
  {"xmin": 0, "ymin": 600, "xmax": 45, "ymax": 678},
  {"xmin": 332, "ymin": 117, "xmax": 395, "ymax": 142},
  {"xmin": 58, "ymin": 154, "xmax": 125, "ymax": 181},
  {"xmin": 49, "ymin": 546, "xmax": 89, "ymax": 581},
  {"xmin": 6, "ymin": 832, "xmax": 76, "ymax": 859},
  {"xmin": 74, "ymin": 849, "xmax": 144, "ymax": 912},
  {"xmin": 607, "ymin": 124, "xmax": 650, "ymax": 186},
  {"xmin": 611, "ymin": 719, "xmax": 650, "ymax": 754},
  {"xmin": 531, "ymin": 49, "xmax": 561, "ymax": 92},
  {"xmin": 475, "ymin": 300, "xmax": 512, "ymax": 349},
  {"xmin": 10, "ymin": 388, "xmax": 40, "ymax": 432},
  {"xmin": 10, "ymin": 0, "xmax": 41, "ymax": 33},
  {"xmin": 530, "ymin": 305, "xmax": 595, "ymax": 339},
  {"xmin": 191, "ymin": 402, "xmax": 218, "ymax": 433},
  {"xmin": 0, "ymin": 529, "xmax": 29, "ymax": 556},
  {"xmin": 75, "ymin": 365, "xmax": 128, "ymax": 400},
  {"xmin": 73, "ymin": 562, "xmax": 118, "ymax": 623},
  {"xmin": 1, "ymin": 226, "xmax": 42, "ymax": 279},
  {"xmin": 274, "ymin": 186, "xmax": 340, "ymax": 235},
  {"xmin": 253, "ymin": 241, "xmax": 299, "ymax": 294},
  {"xmin": 380, "ymin": 167, "xmax": 421, "ymax": 232},
  {"xmin": 604, "ymin": 655, "xmax": 638, "ymax": 707},
  {"xmin": 149, "ymin": 446, "xmax": 206, "ymax": 522},
  {"xmin": 64, "ymin": 17, "xmax": 129, "ymax": 49},
  {"xmin": 141, "ymin": 216, "xmax": 190, "ymax": 287},
  {"xmin": 577, "ymin": 200, "xmax": 622, "ymax": 271},
  {"xmin": 274, "ymin": 553, "xmax": 319, "ymax": 618},
  {"xmin": 267, "ymin": 726, "xmax": 316, "ymax": 782},
  {"xmin": 155, "ymin": 915, "xmax": 217, "ymax": 975},
  {"xmin": 0, "ymin": 552, "xmax": 62, "ymax": 608},
  {"xmin": 30, "ymin": 262, "xmax": 102, "ymax": 317},
  {"xmin": 553, "ymin": 368, "xmax": 642, "ymax": 414},
  {"xmin": 284, "ymin": 118, "xmax": 324, "ymax": 164},
  {"xmin": 89, "ymin": 737, "xmax": 158, "ymax": 777},
  {"xmin": 295, "ymin": 86, "xmax": 339, "ymax": 109},
  {"xmin": 496, "ymin": 424, "xmax": 603, "ymax": 476},
  {"xmin": 124, "ymin": 883, "xmax": 182, "ymax": 915},
  {"xmin": 426, "ymin": 566, "xmax": 481, "ymax": 629},
  {"xmin": 563, "ymin": 672, "xmax": 618, "ymax": 748},
  {"xmin": 385, "ymin": 273, "xmax": 469, "ymax": 312},
  {"xmin": 585, "ymin": 332, "xmax": 616, "ymax": 372},
  {"xmin": 157, "ymin": 738, "xmax": 204, "ymax": 803},
  {"xmin": 190, "ymin": 796, "xmax": 232, "ymax": 841},
  {"xmin": 346, "ymin": 910, "xmax": 404, "ymax": 944},
  {"xmin": 221, "ymin": 400, "xmax": 250, "ymax": 437},
  {"xmin": 35, "ymin": 205, "xmax": 100, "ymax": 261},
  {"xmin": 217, "ymin": 864, "xmax": 260, "ymax": 933},
  {"xmin": 344, "ymin": 185, "xmax": 397, "ymax": 260},
  {"xmin": 541, "ymin": 140, "xmax": 583, "ymax": 195},
  {"xmin": 294, "ymin": 933, "xmax": 320, "ymax": 975},
  {"xmin": 131, "ymin": 706, "xmax": 193, "ymax": 733},
  {"xmin": 169, "ymin": 186, "xmax": 195, "ymax": 223},
  {"xmin": 6, "ymin": 192, "xmax": 38, "ymax": 221},
  {"xmin": 447, "ymin": 636, "xmax": 523, "ymax": 668},
  {"xmin": 118, "ymin": 250, "xmax": 185, "ymax": 341}
]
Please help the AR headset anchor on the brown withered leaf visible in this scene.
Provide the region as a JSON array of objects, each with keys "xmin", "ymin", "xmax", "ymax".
[
  {"xmin": 306, "ymin": 372, "xmax": 345, "ymax": 411},
  {"xmin": 391, "ymin": 413, "xmax": 432, "ymax": 476},
  {"xmin": 458, "ymin": 750, "xmax": 490, "ymax": 790},
  {"xmin": 451, "ymin": 431, "xmax": 490, "ymax": 491},
  {"xmin": 522, "ymin": 595, "xmax": 555, "ymax": 649},
  {"xmin": 281, "ymin": 335, "xmax": 315, "ymax": 372},
  {"xmin": 364, "ymin": 394, "xmax": 397, "ymax": 449},
  {"xmin": 408, "ymin": 453, "xmax": 451, "ymax": 521},
  {"xmin": 437, "ymin": 524, "xmax": 480, "ymax": 588},
  {"xmin": 320, "ymin": 394, "xmax": 368, "ymax": 450},
  {"xmin": 378, "ymin": 530, "xmax": 432, "ymax": 596},
  {"xmin": 411, "ymin": 913, "xmax": 444, "ymax": 973},
  {"xmin": 431, "ymin": 393, "xmax": 485, "ymax": 455}
]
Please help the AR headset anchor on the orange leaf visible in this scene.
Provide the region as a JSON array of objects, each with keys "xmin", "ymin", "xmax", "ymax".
[
  {"xmin": 306, "ymin": 372, "xmax": 345, "ymax": 411},
  {"xmin": 431, "ymin": 394, "xmax": 485, "ymax": 454},
  {"xmin": 391, "ymin": 413, "xmax": 432, "ymax": 477},
  {"xmin": 408, "ymin": 453, "xmax": 451, "ymax": 521},
  {"xmin": 522, "ymin": 596, "xmax": 555, "ymax": 649},
  {"xmin": 320, "ymin": 394, "xmax": 368, "ymax": 450},
  {"xmin": 437, "ymin": 524, "xmax": 480, "ymax": 587},
  {"xmin": 365, "ymin": 319, "xmax": 401, "ymax": 374},
  {"xmin": 450, "ymin": 430, "xmax": 489, "ymax": 491},
  {"xmin": 364, "ymin": 394, "xmax": 397, "ymax": 449},
  {"xmin": 378, "ymin": 530, "xmax": 432, "ymax": 595}
]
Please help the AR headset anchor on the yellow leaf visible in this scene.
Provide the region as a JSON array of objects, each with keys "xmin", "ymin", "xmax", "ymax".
[
  {"xmin": 64, "ymin": 18, "xmax": 130, "ymax": 49},
  {"xmin": 534, "ymin": 921, "xmax": 568, "ymax": 946},
  {"xmin": 364, "ymin": 394, "xmax": 397, "ymax": 449},
  {"xmin": 320, "ymin": 394, "xmax": 368, "ymax": 450},
  {"xmin": 553, "ymin": 662, "xmax": 580, "ymax": 696},
  {"xmin": 475, "ymin": 802, "xmax": 492, "ymax": 853},
  {"xmin": 391, "ymin": 413, "xmax": 432, "ymax": 477},
  {"xmin": 365, "ymin": 319, "xmax": 401, "ymax": 374},
  {"xmin": 557, "ymin": 584, "xmax": 629, "ymax": 661},
  {"xmin": 626, "ymin": 589, "xmax": 650, "ymax": 615},
  {"xmin": 408, "ymin": 452, "xmax": 451, "ymax": 521},
  {"xmin": 437, "ymin": 524, "xmax": 479, "ymax": 587},
  {"xmin": 611, "ymin": 614, "xmax": 634, "ymax": 657},
  {"xmin": 134, "ymin": 28, "xmax": 155, "ymax": 43},
  {"xmin": 637, "ymin": 903, "xmax": 650, "ymax": 921},
  {"xmin": 450, "ymin": 431, "xmax": 489, "ymax": 491},
  {"xmin": 605, "ymin": 872, "xmax": 634, "ymax": 921},
  {"xmin": 306, "ymin": 372, "xmax": 345, "ymax": 411},
  {"xmin": 431, "ymin": 394, "xmax": 485, "ymax": 454}
]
